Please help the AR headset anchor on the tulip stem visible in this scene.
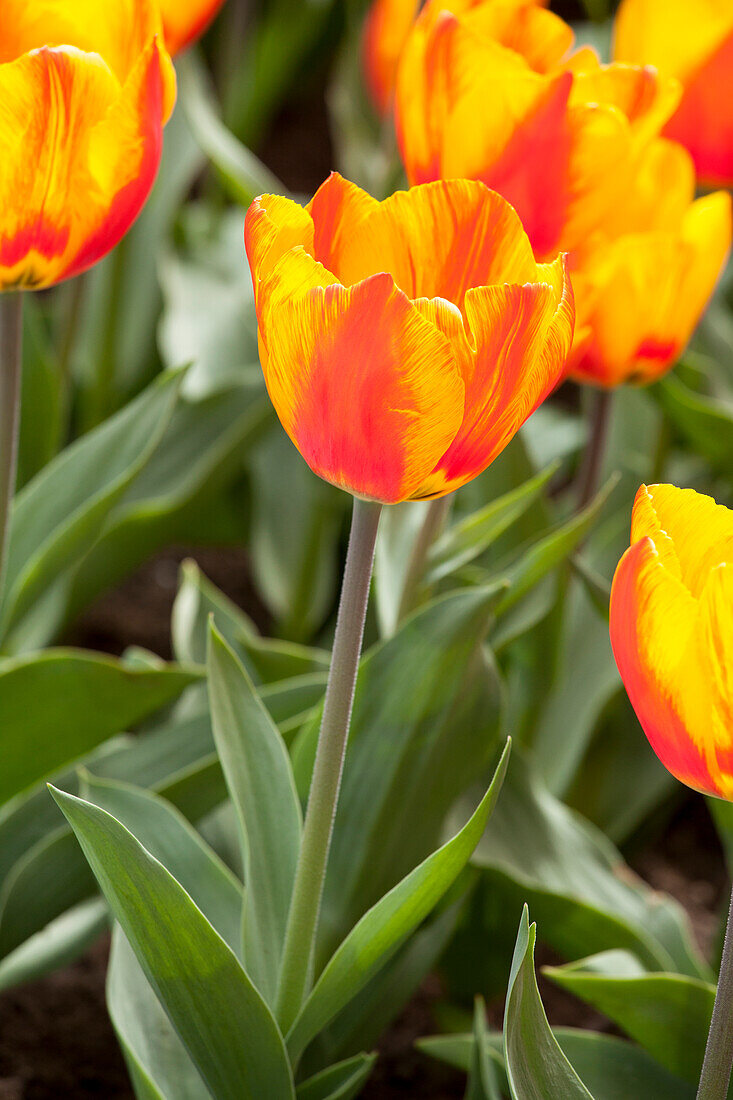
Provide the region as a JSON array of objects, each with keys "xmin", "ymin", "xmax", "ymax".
[
  {"xmin": 276, "ymin": 496, "xmax": 382, "ymax": 1036},
  {"xmin": 0, "ymin": 293, "xmax": 23, "ymax": 611},
  {"xmin": 398, "ymin": 495, "xmax": 452, "ymax": 622},
  {"xmin": 577, "ymin": 388, "xmax": 613, "ymax": 510},
  {"xmin": 697, "ymin": 882, "xmax": 733, "ymax": 1100}
]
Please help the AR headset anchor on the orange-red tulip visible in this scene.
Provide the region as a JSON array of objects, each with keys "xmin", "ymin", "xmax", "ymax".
[
  {"xmin": 159, "ymin": 0, "xmax": 226, "ymax": 56},
  {"xmin": 245, "ymin": 173, "xmax": 574, "ymax": 504},
  {"xmin": 615, "ymin": 0, "xmax": 733, "ymax": 187},
  {"xmin": 0, "ymin": 0, "xmax": 176, "ymax": 291},
  {"xmin": 568, "ymin": 139, "xmax": 732, "ymax": 387},
  {"xmin": 611, "ymin": 484, "xmax": 733, "ymax": 800},
  {"xmin": 394, "ymin": 0, "xmax": 680, "ymax": 259}
]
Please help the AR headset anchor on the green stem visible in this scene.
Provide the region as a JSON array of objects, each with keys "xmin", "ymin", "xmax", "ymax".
[
  {"xmin": 397, "ymin": 495, "xmax": 452, "ymax": 622},
  {"xmin": 0, "ymin": 293, "xmax": 23, "ymax": 607},
  {"xmin": 576, "ymin": 388, "xmax": 613, "ymax": 511},
  {"xmin": 697, "ymin": 882, "xmax": 733, "ymax": 1100},
  {"xmin": 275, "ymin": 496, "xmax": 382, "ymax": 1034}
]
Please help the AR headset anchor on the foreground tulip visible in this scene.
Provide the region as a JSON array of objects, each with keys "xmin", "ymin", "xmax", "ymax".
[
  {"xmin": 569, "ymin": 140, "xmax": 732, "ymax": 387},
  {"xmin": 615, "ymin": 0, "xmax": 733, "ymax": 186},
  {"xmin": 159, "ymin": 0, "xmax": 226, "ymax": 56},
  {"xmin": 610, "ymin": 484, "xmax": 733, "ymax": 800},
  {"xmin": 0, "ymin": 0, "xmax": 176, "ymax": 290},
  {"xmin": 395, "ymin": 0, "xmax": 680, "ymax": 259},
  {"xmin": 611, "ymin": 483, "xmax": 733, "ymax": 1100},
  {"xmin": 245, "ymin": 173, "xmax": 574, "ymax": 504}
]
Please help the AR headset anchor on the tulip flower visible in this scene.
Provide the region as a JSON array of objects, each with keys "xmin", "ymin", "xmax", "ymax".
[
  {"xmin": 394, "ymin": 0, "xmax": 680, "ymax": 259},
  {"xmin": 568, "ymin": 139, "xmax": 732, "ymax": 387},
  {"xmin": 615, "ymin": 0, "xmax": 733, "ymax": 186},
  {"xmin": 159, "ymin": 0, "xmax": 226, "ymax": 56},
  {"xmin": 0, "ymin": 0, "xmax": 176, "ymax": 291},
  {"xmin": 610, "ymin": 484, "xmax": 733, "ymax": 800},
  {"xmin": 245, "ymin": 172, "xmax": 574, "ymax": 505},
  {"xmin": 363, "ymin": 0, "xmax": 420, "ymax": 115}
]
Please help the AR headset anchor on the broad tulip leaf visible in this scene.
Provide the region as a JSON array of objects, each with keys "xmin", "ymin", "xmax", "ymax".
[
  {"xmin": 426, "ymin": 463, "xmax": 559, "ymax": 586},
  {"xmin": 108, "ymin": 925, "xmax": 210, "ymax": 1100},
  {"xmin": 296, "ymin": 1054, "xmax": 377, "ymax": 1100},
  {"xmin": 544, "ymin": 951, "xmax": 714, "ymax": 1085},
  {"xmin": 468, "ymin": 752, "xmax": 706, "ymax": 979},
  {"xmin": 77, "ymin": 772, "xmax": 243, "ymax": 951},
  {"xmin": 1, "ymin": 368, "xmax": 183, "ymax": 640},
  {"xmin": 374, "ymin": 500, "xmax": 431, "ymax": 637},
  {"xmin": 52, "ymin": 787, "xmax": 295, "ymax": 1100},
  {"xmin": 312, "ymin": 586, "xmax": 504, "ymax": 955},
  {"xmin": 504, "ymin": 907, "xmax": 594, "ymax": 1099},
  {"xmin": 419, "ymin": 1027, "xmax": 694, "ymax": 1099},
  {"xmin": 0, "ymin": 649, "xmax": 199, "ymax": 805},
  {"xmin": 466, "ymin": 998, "xmax": 502, "ymax": 1100},
  {"xmin": 286, "ymin": 741, "xmax": 510, "ymax": 1062},
  {"xmin": 207, "ymin": 625, "xmax": 302, "ymax": 1002},
  {"xmin": 653, "ymin": 373, "xmax": 733, "ymax": 471}
]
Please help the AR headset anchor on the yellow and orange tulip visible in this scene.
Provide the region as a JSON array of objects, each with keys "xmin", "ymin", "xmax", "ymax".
[
  {"xmin": 0, "ymin": 0, "xmax": 176, "ymax": 290},
  {"xmin": 362, "ymin": 0, "xmax": 420, "ymax": 115},
  {"xmin": 394, "ymin": 0, "xmax": 680, "ymax": 259},
  {"xmin": 615, "ymin": 0, "xmax": 733, "ymax": 187},
  {"xmin": 160, "ymin": 0, "xmax": 226, "ymax": 56},
  {"xmin": 611, "ymin": 484, "xmax": 733, "ymax": 800},
  {"xmin": 568, "ymin": 139, "xmax": 732, "ymax": 387},
  {"xmin": 245, "ymin": 173, "xmax": 574, "ymax": 504}
]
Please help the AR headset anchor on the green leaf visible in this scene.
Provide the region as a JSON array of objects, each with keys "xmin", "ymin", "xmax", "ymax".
[
  {"xmin": 466, "ymin": 997, "xmax": 502, "ymax": 1100},
  {"xmin": 296, "ymin": 1054, "xmax": 377, "ymax": 1100},
  {"xmin": 504, "ymin": 906, "xmax": 594, "ymax": 1099},
  {"xmin": 2, "ymin": 369, "xmax": 182, "ymax": 640},
  {"xmin": 174, "ymin": 559, "xmax": 329, "ymax": 682},
  {"xmin": 544, "ymin": 951, "xmax": 714, "ymax": 1085},
  {"xmin": 313, "ymin": 587, "xmax": 504, "ymax": 954},
  {"xmin": 0, "ymin": 649, "xmax": 199, "ymax": 804},
  {"xmin": 468, "ymin": 752, "xmax": 706, "ymax": 978},
  {"xmin": 51, "ymin": 787, "xmax": 295, "ymax": 1100},
  {"xmin": 652, "ymin": 373, "xmax": 733, "ymax": 472},
  {"xmin": 207, "ymin": 624, "xmax": 302, "ymax": 1002},
  {"xmin": 0, "ymin": 897, "xmax": 107, "ymax": 994},
  {"xmin": 427, "ymin": 463, "xmax": 559, "ymax": 587},
  {"xmin": 286, "ymin": 741, "xmax": 510, "ymax": 1062},
  {"xmin": 419, "ymin": 1027, "xmax": 695, "ymax": 1099},
  {"xmin": 373, "ymin": 500, "xmax": 431, "ymax": 638},
  {"xmin": 77, "ymin": 772, "xmax": 243, "ymax": 952},
  {"xmin": 107, "ymin": 925, "xmax": 209, "ymax": 1100}
]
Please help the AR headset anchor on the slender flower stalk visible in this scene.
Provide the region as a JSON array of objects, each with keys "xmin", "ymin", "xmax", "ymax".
[
  {"xmin": 576, "ymin": 388, "xmax": 613, "ymax": 510},
  {"xmin": 0, "ymin": 294, "xmax": 23, "ymax": 608},
  {"xmin": 697, "ymin": 884, "xmax": 733, "ymax": 1100},
  {"xmin": 397, "ymin": 494, "xmax": 452, "ymax": 621},
  {"xmin": 276, "ymin": 497, "xmax": 382, "ymax": 1033}
]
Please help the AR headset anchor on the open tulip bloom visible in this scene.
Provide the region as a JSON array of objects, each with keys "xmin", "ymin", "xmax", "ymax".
[
  {"xmin": 612, "ymin": 484, "xmax": 733, "ymax": 1099},
  {"xmin": 159, "ymin": 0, "xmax": 227, "ymax": 57},
  {"xmin": 245, "ymin": 173, "xmax": 574, "ymax": 505}
]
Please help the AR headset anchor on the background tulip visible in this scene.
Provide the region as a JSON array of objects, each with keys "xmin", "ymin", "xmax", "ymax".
[
  {"xmin": 0, "ymin": 0, "xmax": 176, "ymax": 290},
  {"xmin": 362, "ymin": 0, "xmax": 420, "ymax": 115},
  {"xmin": 610, "ymin": 484, "xmax": 733, "ymax": 800},
  {"xmin": 615, "ymin": 0, "xmax": 733, "ymax": 187},
  {"xmin": 245, "ymin": 173, "xmax": 574, "ymax": 505},
  {"xmin": 159, "ymin": 0, "xmax": 227, "ymax": 56},
  {"xmin": 394, "ymin": 0, "xmax": 679, "ymax": 260}
]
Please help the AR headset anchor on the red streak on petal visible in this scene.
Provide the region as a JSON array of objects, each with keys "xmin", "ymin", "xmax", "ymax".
[
  {"xmin": 635, "ymin": 337, "xmax": 677, "ymax": 364},
  {"xmin": 482, "ymin": 72, "xmax": 572, "ymax": 260},
  {"xmin": 0, "ymin": 220, "xmax": 70, "ymax": 268}
]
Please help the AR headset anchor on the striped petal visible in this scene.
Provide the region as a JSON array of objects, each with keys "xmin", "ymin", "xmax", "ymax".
[
  {"xmin": 159, "ymin": 0, "xmax": 226, "ymax": 55},
  {"xmin": 259, "ymin": 272, "xmax": 465, "ymax": 504},
  {"xmin": 421, "ymin": 254, "xmax": 573, "ymax": 496},
  {"xmin": 308, "ymin": 173, "xmax": 537, "ymax": 307},
  {"xmin": 0, "ymin": 39, "xmax": 173, "ymax": 289},
  {"xmin": 664, "ymin": 31, "xmax": 733, "ymax": 185},
  {"xmin": 362, "ymin": 0, "xmax": 420, "ymax": 114},
  {"xmin": 245, "ymin": 192, "xmax": 316, "ymax": 309}
]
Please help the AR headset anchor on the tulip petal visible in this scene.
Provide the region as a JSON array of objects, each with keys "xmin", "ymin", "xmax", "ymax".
[
  {"xmin": 159, "ymin": 0, "xmax": 226, "ymax": 55},
  {"xmin": 362, "ymin": 0, "xmax": 420, "ymax": 114},
  {"xmin": 632, "ymin": 484, "xmax": 733, "ymax": 598},
  {"xmin": 610, "ymin": 536, "xmax": 722, "ymax": 796},
  {"xmin": 570, "ymin": 63, "xmax": 681, "ymax": 146},
  {"xmin": 421, "ymin": 255, "xmax": 573, "ymax": 495},
  {"xmin": 691, "ymin": 565, "xmax": 733, "ymax": 789},
  {"xmin": 245, "ymin": 193, "xmax": 316, "ymax": 308},
  {"xmin": 665, "ymin": 32, "xmax": 733, "ymax": 185},
  {"xmin": 614, "ymin": 0, "xmax": 733, "ymax": 85},
  {"xmin": 0, "ymin": 42, "xmax": 170, "ymax": 289},
  {"xmin": 309, "ymin": 173, "xmax": 537, "ymax": 308},
  {"xmin": 260, "ymin": 272, "xmax": 465, "ymax": 503}
]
